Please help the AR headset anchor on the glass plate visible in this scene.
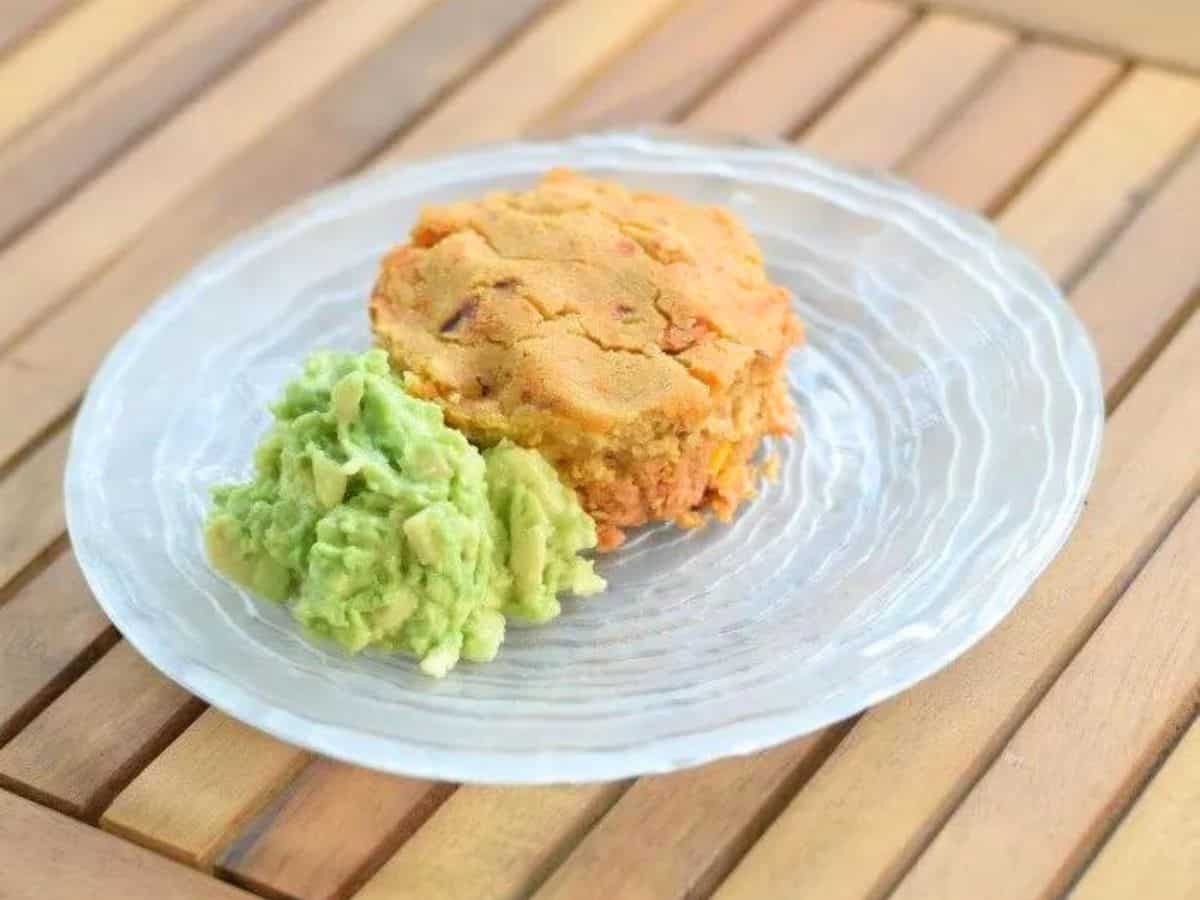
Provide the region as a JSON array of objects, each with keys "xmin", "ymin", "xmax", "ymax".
[{"xmin": 65, "ymin": 131, "xmax": 1103, "ymax": 783}]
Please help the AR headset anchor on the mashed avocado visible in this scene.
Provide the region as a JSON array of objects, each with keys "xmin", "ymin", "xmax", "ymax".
[{"xmin": 204, "ymin": 350, "xmax": 604, "ymax": 677}]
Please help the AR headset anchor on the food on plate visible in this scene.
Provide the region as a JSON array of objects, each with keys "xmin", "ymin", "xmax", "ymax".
[
  {"xmin": 204, "ymin": 350, "xmax": 604, "ymax": 677},
  {"xmin": 369, "ymin": 168, "xmax": 803, "ymax": 548}
]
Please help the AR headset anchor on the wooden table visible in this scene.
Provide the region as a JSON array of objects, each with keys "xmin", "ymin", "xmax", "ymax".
[{"xmin": 2, "ymin": 1, "xmax": 1198, "ymax": 897}]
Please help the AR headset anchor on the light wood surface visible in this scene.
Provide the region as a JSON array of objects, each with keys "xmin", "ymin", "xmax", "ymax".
[
  {"xmin": 548, "ymin": 0, "xmax": 805, "ymax": 131},
  {"xmin": 689, "ymin": 0, "xmax": 915, "ymax": 137},
  {"xmin": 354, "ymin": 783, "xmax": 627, "ymax": 900},
  {"xmin": 0, "ymin": 429, "xmax": 68, "ymax": 588},
  {"xmin": 0, "ymin": 551, "xmax": 113, "ymax": 743},
  {"xmin": 1072, "ymin": 718, "xmax": 1200, "ymax": 900},
  {"xmin": 1, "ymin": 3, "xmax": 1198, "ymax": 897},
  {"xmin": 0, "ymin": 0, "xmax": 77, "ymax": 60},
  {"xmin": 1070, "ymin": 142, "xmax": 1200, "ymax": 406},
  {"xmin": 103, "ymin": 710, "xmax": 310, "ymax": 868},
  {"xmin": 380, "ymin": 0, "xmax": 685, "ymax": 161},
  {"xmin": 533, "ymin": 734, "xmax": 841, "ymax": 900},
  {"xmin": 0, "ymin": 789, "xmax": 257, "ymax": 900},
  {"xmin": 0, "ymin": 0, "xmax": 193, "ymax": 147},
  {"xmin": 893, "ymin": 494, "xmax": 1200, "ymax": 900},
  {"xmin": 803, "ymin": 14, "xmax": 1015, "ymax": 167},
  {"xmin": 997, "ymin": 67, "xmax": 1200, "ymax": 285},
  {"xmin": 924, "ymin": 0, "xmax": 1200, "ymax": 73},
  {"xmin": 0, "ymin": 641, "xmax": 202, "ymax": 818},
  {"xmin": 903, "ymin": 41, "xmax": 1121, "ymax": 213},
  {"xmin": 219, "ymin": 760, "xmax": 450, "ymax": 900},
  {"xmin": 0, "ymin": 0, "xmax": 313, "ymax": 248},
  {"xmin": 0, "ymin": 0, "xmax": 434, "ymax": 354}
]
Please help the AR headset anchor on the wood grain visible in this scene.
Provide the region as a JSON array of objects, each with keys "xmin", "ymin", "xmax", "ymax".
[
  {"xmin": 0, "ymin": 0, "xmax": 551, "ymax": 547},
  {"xmin": 892, "ymin": 496, "xmax": 1200, "ymax": 900},
  {"xmin": 0, "ymin": 0, "xmax": 77, "ymax": 60},
  {"xmin": 0, "ymin": 550, "xmax": 114, "ymax": 743},
  {"xmin": 0, "ymin": 428, "xmax": 68, "ymax": 590},
  {"xmin": 533, "ymin": 733, "xmax": 842, "ymax": 900},
  {"xmin": 353, "ymin": 783, "xmax": 627, "ymax": 900},
  {"xmin": 688, "ymin": 0, "xmax": 915, "ymax": 137},
  {"xmin": 0, "ymin": 0, "xmax": 192, "ymax": 147},
  {"xmin": 544, "ymin": 0, "xmax": 805, "ymax": 131},
  {"xmin": 997, "ymin": 67, "xmax": 1200, "ymax": 284},
  {"xmin": 0, "ymin": 789, "xmax": 256, "ymax": 900},
  {"xmin": 1070, "ymin": 141, "xmax": 1200, "ymax": 406},
  {"xmin": 0, "ymin": 0, "xmax": 433, "ymax": 352},
  {"xmin": 378, "ymin": 0, "xmax": 685, "ymax": 160},
  {"xmin": 711, "ymin": 312, "xmax": 1200, "ymax": 900},
  {"xmin": 924, "ymin": 0, "xmax": 1200, "ymax": 74},
  {"xmin": 1071, "ymin": 717, "xmax": 1200, "ymax": 900},
  {"xmin": 0, "ymin": 0, "xmax": 314, "ymax": 249},
  {"xmin": 102, "ymin": 710, "xmax": 310, "ymax": 869},
  {"xmin": 0, "ymin": 641, "xmax": 203, "ymax": 819},
  {"xmin": 219, "ymin": 760, "xmax": 450, "ymax": 900},
  {"xmin": 803, "ymin": 13, "xmax": 1016, "ymax": 168},
  {"xmin": 903, "ymin": 41, "xmax": 1121, "ymax": 213}
]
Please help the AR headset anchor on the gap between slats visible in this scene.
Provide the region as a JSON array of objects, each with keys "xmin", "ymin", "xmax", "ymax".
[{"xmin": 0, "ymin": 0, "xmax": 319, "ymax": 255}]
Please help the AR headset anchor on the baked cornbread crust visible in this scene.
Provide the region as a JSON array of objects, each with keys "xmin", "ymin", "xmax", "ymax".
[{"xmin": 369, "ymin": 168, "xmax": 803, "ymax": 548}]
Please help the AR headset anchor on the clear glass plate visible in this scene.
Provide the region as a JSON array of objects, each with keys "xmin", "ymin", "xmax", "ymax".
[{"xmin": 65, "ymin": 131, "xmax": 1103, "ymax": 783}]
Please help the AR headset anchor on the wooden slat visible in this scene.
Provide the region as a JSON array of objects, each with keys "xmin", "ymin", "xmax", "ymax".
[
  {"xmin": 0, "ymin": 428, "xmax": 68, "ymax": 589},
  {"xmin": 353, "ymin": 783, "xmax": 627, "ymax": 900},
  {"xmin": 1070, "ymin": 141, "xmax": 1200, "ymax": 406},
  {"xmin": 0, "ymin": 550, "xmax": 114, "ymax": 744},
  {"xmin": 0, "ymin": 0, "xmax": 434, "ymax": 352},
  {"xmin": 532, "ymin": 734, "xmax": 841, "ymax": 900},
  {"xmin": 544, "ymin": 0, "xmax": 805, "ymax": 131},
  {"xmin": 998, "ymin": 67, "xmax": 1200, "ymax": 284},
  {"xmin": 687, "ymin": 0, "xmax": 915, "ymax": 137},
  {"xmin": 0, "ymin": 0, "xmax": 314, "ymax": 249},
  {"xmin": 803, "ymin": 14, "xmax": 1016, "ymax": 168},
  {"xmin": 377, "ymin": 0, "xmax": 685, "ymax": 161},
  {"xmin": 0, "ymin": 0, "xmax": 77, "ymax": 60},
  {"xmin": 0, "ymin": 789, "xmax": 255, "ymax": 900},
  {"xmin": 0, "ymin": 0, "xmax": 552, "ymax": 601},
  {"xmin": 218, "ymin": 760, "xmax": 450, "ymax": 900},
  {"xmin": 925, "ymin": 0, "xmax": 1200, "ymax": 74},
  {"xmin": 1071, "ymin": 717, "xmax": 1200, "ymax": 900},
  {"xmin": 711, "ymin": 299, "xmax": 1200, "ymax": 900},
  {"xmin": 892, "ymin": 495, "xmax": 1200, "ymax": 900},
  {"xmin": 903, "ymin": 41, "xmax": 1121, "ymax": 213},
  {"xmin": 0, "ymin": 641, "xmax": 203, "ymax": 819},
  {"xmin": 0, "ymin": 0, "xmax": 194, "ymax": 147},
  {"xmin": 102, "ymin": 710, "xmax": 309, "ymax": 869}
]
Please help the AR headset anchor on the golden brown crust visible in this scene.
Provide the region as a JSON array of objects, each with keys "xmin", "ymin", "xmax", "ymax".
[{"xmin": 369, "ymin": 168, "xmax": 803, "ymax": 544}]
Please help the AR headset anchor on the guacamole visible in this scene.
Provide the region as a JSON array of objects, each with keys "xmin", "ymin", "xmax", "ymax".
[{"xmin": 204, "ymin": 350, "xmax": 604, "ymax": 677}]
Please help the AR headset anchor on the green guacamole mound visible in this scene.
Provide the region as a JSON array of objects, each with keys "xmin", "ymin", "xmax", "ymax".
[{"xmin": 204, "ymin": 349, "xmax": 604, "ymax": 677}]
